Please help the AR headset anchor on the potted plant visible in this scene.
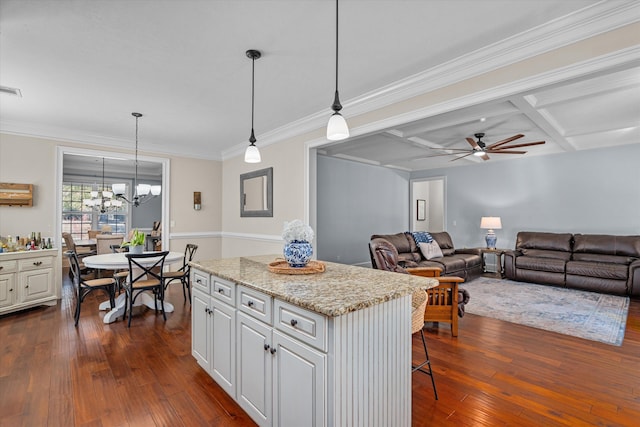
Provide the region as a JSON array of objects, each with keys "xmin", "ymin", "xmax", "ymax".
[
  {"xmin": 282, "ymin": 220, "xmax": 314, "ymax": 267},
  {"xmin": 121, "ymin": 229, "xmax": 145, "ymax": 254}
]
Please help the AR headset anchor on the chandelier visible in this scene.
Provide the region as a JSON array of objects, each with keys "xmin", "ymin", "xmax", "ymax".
[
  {"xmin": 112, "ymin": 112, "xmax": 161, "ymax": 207},
  {"xmin": 83, "ymin": 158, "xmax": 122, "ymax": 213}
]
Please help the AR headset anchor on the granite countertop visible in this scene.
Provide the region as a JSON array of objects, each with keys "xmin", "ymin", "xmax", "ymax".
[{"xmin": 190, "ymin": 254, "xmax": 439, "ymax": 317}]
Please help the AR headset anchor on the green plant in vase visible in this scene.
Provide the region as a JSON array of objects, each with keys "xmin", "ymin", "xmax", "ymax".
[{"xmin": 121, "ymin": 229, "xmax": 146, "ymax": 254}]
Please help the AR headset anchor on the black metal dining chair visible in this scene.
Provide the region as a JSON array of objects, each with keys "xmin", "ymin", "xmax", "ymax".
[
  {"xmin": 66, "ymin": 251, "xmax": 116, "ymax": 326},
  {"xmin": 123, "ymin": 251, "xmax": 169, "ymax": 327},
  {"xmin": 109, "ymin": 244, "xmax": 129, "ymax": 294},
  {"xmin": 162, "ymin": 243, "xmax": 198, "ymax": 304}
]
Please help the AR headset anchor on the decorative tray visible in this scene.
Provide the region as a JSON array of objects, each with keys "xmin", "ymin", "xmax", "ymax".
[{"xmin": 268, "ymin": 260, "xmax": 326, "ymax": 275}]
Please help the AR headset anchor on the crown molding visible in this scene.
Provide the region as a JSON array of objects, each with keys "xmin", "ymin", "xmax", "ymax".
[{"xmin": 224, "ymin": 0, "xmax": 639, "ymax": 160}]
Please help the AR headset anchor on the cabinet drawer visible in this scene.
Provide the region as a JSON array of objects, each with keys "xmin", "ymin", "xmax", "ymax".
[
  {"xmin": 18, "ymin": 256, "xmax": 53, "ymax": 271},
  {"xmin": 274, "ymin": 300, "xmax": 327, "ymax": 352},
  {"xmin": 212, "ymin": 277, "xmax": 236, "ymax": 306},
  {"xmin": 0, "ymin": 260, "xmax": 18, "ymax": 274},
  {"xmin": 238, "ymin": 285, "xmax": 272, "ymax": 325},
  {"xmin": 192, "ymin": 270, "xmax": 210, "ymax": 294}
]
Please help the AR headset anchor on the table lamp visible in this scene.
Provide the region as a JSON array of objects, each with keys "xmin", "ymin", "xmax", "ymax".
[{"xmin": 480, "ymin": 216, "xmax": 502, "ymax": 249}]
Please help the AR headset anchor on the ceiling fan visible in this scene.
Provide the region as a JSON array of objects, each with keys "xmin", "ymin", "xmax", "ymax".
[{"xmin": 423, "ymin": 133, "xmax": 546, "ymax": 162}]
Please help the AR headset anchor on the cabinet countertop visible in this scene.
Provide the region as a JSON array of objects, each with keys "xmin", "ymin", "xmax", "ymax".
[
  {"xmin": 190, "ymin": 254, "xmax": 438, "ymax": 317},
  {"xmin": 0, "ymin": 248, "xmax": 58, "ymax": 258}
]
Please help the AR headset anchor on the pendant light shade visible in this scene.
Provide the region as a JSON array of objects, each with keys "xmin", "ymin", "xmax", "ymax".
[
  {"xmin": 245, "ymin": 49, "xmax": 262, "ymax": 163},
  {"xmin": 327, "ymin": 0, "xmax": 349, "ymax": 141}
]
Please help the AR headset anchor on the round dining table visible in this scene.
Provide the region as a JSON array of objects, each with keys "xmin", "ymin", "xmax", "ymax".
[{"xmin": 82, "ymin": 251, "xmax": 184, "ymax": 324}]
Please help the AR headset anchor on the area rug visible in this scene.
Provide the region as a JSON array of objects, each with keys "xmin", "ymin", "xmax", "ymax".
[{"xmin": 460, "ymin": 278, "xmax": 630, "ymax": 346}]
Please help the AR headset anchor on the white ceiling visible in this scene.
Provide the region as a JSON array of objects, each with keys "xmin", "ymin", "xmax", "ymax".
[{"xmin": 1, "ymin": 0, "xmax": 639, "ymax": 170}]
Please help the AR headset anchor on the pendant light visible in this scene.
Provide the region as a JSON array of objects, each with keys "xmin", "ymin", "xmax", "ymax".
[
  {"xmin": 327, "ymin": 0, "xmax": 349, "ymax": 141},
  {"xmin": 113, "ymin": 112, "xmax": 161, "ymax": 206},
  {"xmin": 245, "ymin": 49, "xmax": 262, "ymax": 163}
]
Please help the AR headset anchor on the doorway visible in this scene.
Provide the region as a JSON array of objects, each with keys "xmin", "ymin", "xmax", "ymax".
[
  {"xmin": 56, "ymin": 146, "xmax": 169, "ymax": 247},
  {"xmin": 410, "ymin": 177, "xmax": 445, "ymax": 232}
]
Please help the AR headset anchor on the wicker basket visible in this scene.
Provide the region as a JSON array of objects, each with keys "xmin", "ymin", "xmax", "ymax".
[{"xmin": 268, "ymin": 260, "xmax": 326, "ymax": 275}]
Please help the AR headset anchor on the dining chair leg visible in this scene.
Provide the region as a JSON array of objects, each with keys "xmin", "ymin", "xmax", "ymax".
[{"xmin": 74, "ymin": 289, "xmax": 82, "ymax": 327}]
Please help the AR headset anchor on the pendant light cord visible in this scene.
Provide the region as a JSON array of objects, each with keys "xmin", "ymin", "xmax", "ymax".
[
  {"xmin": 251, "ymin": 54, "xmax": 256, "ymax": 141},
  {"xmin": 335, "ymin": 0, "xmax": 339, "ymax": 94},
  {"xmin": 134, "ymin": 113, "xmax": 139, "ymax": 194}
]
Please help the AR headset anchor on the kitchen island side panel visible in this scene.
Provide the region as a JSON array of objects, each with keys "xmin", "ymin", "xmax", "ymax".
[{"xmin": 328, "ymin": 294, "xmax": 411, "ymax": 427}]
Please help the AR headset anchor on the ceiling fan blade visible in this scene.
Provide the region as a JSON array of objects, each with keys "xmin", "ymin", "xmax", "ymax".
[
  {"xmin": 486, "ymin": 150, "xmax": 527, "ymax": 154},
  {"xmin": 450, "ymin": 152, "xmax": 475, "ymax": 162},
  {"xmin": 486, "ymin": 134, "xmax": 524, "ymax": 149},
  {"xmin": 466, "ymin": 137, "xmax": 480, "ymax": 149},
  {"xmin": 481, "ymin": 153, "xmax": 490, "ymax": 161},
  {"xmin": 493, "ymin": 140, "xmax": 546, "ymax": 150}
]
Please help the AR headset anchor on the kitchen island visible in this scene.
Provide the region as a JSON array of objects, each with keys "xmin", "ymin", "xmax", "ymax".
[{"xmin": 190, "ymin": 254, "xmax": 438, "ymax": 427}]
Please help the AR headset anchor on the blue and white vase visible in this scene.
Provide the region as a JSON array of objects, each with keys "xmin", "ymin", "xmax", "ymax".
[{"xmin": 283, "ymin": 241, "xmax": 313, "ymax": 268}]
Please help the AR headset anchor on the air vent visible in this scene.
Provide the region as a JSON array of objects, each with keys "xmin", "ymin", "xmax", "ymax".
[{"xmin": 0, "ymin": 86, "xmax": 22, "ymax": 97}]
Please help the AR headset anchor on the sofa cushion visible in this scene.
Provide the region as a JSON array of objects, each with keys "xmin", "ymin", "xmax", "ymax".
[
  {"xmin": 573, "ymin": 234, "xmax": 640, "ymax": 258},
  {"xmin": 565, "ymin": 260, "xmax": 628, "ymax": 280},
  {"xmin": 455, "ymin": 252, "xmax": 483, "ymax": 268},
  {"xmin": 516, "ymin": 231, "xmax": 573, "ymax": 252},
  {"xmin": 432, "ymin": 255, "xmax": 466, "ymax": 273},
  {"xmin": 565, "ymin": 275, "xmax": 627, "ymax": 296},
  {"xmin": 430, "ymin": 232, "xmax": 455, "ymax": 256},
  {"xmin": 371, "ymin": 233, "xmax": 413, "ymax": 253},
  {"xmin": 516, "ymin": 256, "xmax": 566, "ymax": 273},
  {"xmin": 520, "ymin": 248, "xmax": 572, "ymax": 261},
  {"xmin": 572, "ymin": 253, "xmax": 635, "ymax": 265},
  {"xmin": 419, "ymin": 241, "xmax": 443, "ymax": 260}
]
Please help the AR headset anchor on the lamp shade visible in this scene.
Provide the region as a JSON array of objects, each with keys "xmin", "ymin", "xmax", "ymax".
[
  {"xmin": 480, "ymin": 217, "xmax": 502, "ymax": 230},
  {"xmin": 136, "ymin": 184, "xmax": 151, "ymax": 196},
  {"xmin": 327, "ymin": 112, "xmax": 349, "ymax": 141},
  {"xmin": 244, "ymin": 144, "xmax": 261, "ymax": 163},
  {"xmin": 150, "ymin": 185, "xmax": 162, "ymax": 196},
  {"xmin": 112, "ymin": 183, "xmax": 126, "ymax": 196}
]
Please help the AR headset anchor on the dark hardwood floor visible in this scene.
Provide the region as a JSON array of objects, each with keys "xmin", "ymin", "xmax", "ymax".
[{"xmin": 1, "ymin": 275, "xmax": 639, "ymax": 426}]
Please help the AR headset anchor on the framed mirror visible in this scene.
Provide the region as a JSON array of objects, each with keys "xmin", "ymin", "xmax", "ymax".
[{"xmin": 240, "ymin": 167, "xmax": 273, "ymax": 217}]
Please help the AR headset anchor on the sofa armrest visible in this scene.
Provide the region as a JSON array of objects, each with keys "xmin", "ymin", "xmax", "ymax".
[
  {"xmin": 455, "ymin": 248, "xmax": 482, "ymax": 256},
  {"xmin": 503, "ymin": 250, "xmax": 521, "ymax": 279},
  {"xmin": 629, "ymin": 259, "xmax": 640, "ymax": 297}
]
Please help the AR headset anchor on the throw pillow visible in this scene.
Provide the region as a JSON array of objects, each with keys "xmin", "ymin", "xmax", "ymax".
[
  {"xmin": 410, "ymin": 231, "xmax": 433, "ymax": 245},
  {"xmin": 419, "ymin": 241, "xmax": 443, "ymax": 260}
]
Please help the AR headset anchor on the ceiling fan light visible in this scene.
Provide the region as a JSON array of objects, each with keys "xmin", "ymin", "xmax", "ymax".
[
  {"xmin": 327, "ymin": 112, "xmax": 349, "ymax": 141},
  {"xmin": 473, "ymin": 150, "xmax": 485, "ymax": 157},
  {"xmin": 244, "ymin": 144, "xmax": 261, "ymax": 163}
]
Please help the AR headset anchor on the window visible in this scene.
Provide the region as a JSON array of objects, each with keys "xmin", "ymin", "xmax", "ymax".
[{"xmin": 62, "ymin": 181, "xmax": 128, "ymax": 240}]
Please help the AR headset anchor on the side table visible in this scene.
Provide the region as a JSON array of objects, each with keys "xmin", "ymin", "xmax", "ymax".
[{"xmin": 480, "ymin": 248, "xmax": 506, "ymax": 278}]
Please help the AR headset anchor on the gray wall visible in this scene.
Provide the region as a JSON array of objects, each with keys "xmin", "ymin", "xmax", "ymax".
[
  {"xmin": 316, "ymin": 155, "xmax": 410, "ymax": 265},
  {"xmin": 411, "ymin": 143, "xmax": 640, "ymax": 249},
  {"xmin": 131, "ymin": 178, "xmax": 162, "ymax": 230},
  {"xmin": 316, "ymin": 144, "xmax": 640, "ymax": 265}
]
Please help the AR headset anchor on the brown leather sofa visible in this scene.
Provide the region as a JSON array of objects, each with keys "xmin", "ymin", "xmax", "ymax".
[
  {"xmin": 504, "ymin": 231, "xmax": 640, "ymax": 297},
  {"xmin": 369, "ymin": 232, "xmax": 483, "ymax": 282}
]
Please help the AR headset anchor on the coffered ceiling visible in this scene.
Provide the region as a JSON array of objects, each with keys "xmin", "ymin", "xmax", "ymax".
[
  {"xmin": 1, "ymin": 0, "xmax": 638, "ymax": 170},
  {"xmin": 319, "ymin": 65, "xmax": 640, "ymax": 170}
]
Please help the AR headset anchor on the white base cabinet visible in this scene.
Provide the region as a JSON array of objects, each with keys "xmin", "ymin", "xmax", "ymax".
[
  {"xmin": 0, "ymin": 250, "xmax": 58, "ymax": 315},
  {"xmin": 191, "ymin": 268, "xmax": 411, "ymax": 427},
  {"xmin": 191, "ymin": 273, "xmax": 237, "ymax": 399}
]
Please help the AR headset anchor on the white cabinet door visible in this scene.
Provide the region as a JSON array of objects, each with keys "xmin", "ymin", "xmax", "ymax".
[
  {"xmin": 211, "ymin": 298, "xmax": 236, "ymax": 398},
  {"xmin": 192, "ymin": 288, "xmax": 211, "ymax": 371},
  {"xmin": 272, "ymin": 330, "xmax": 326, "ymax": 427},
  {"xmin": 0, "ymin": 273, "xmax": 16, "ymax": 309},
  {"xmin": 237, "ymin": 312, "xmax": 272, "ymax": 427},
  {"xmin": 18, "ymin": 268, "xmax": 53, "ymax": 302}
]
